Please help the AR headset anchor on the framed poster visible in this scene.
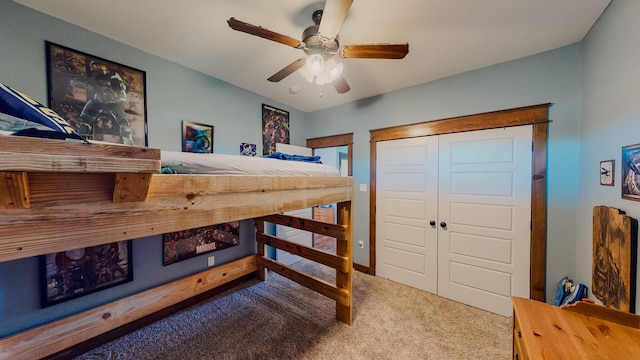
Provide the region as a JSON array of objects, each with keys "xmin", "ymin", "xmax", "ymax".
[
  {"xmin": 182, "ymin": 120, "xmax": 214, "ymax": 153},
  {"xmin": 240, "ymin": 142, "xmax": 257, "ymax": 156},
  {"xmin": 262, "ymin": 103, "xmax": 289, "ymax": 155},
  {"xmin": 163, "ymin": 222, "xmax": 240, "ymax": 266},
  {"xmin": 40, "ymin": 241, "xmax": 132, "ymax": 307},
  {"xmin": 600, "ymin": 160, "xmax": 615, "ymax": 186},
  {"xmin": 622, "ymin": 144, "xmax": 640, "ymax": 201},
  {"xmin": 46, "ymin": 41, "xmax": 148, "ymax": 146}
]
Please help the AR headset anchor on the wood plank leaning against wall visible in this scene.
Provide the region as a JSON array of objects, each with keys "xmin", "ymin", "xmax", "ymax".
[{"xmin": 368, "ymin": 104, "xmax": 551, "ymax": 302}]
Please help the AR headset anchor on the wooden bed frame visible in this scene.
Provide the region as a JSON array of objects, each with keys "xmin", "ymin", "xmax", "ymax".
[{"xmin": 0, "ymin": 136, "xmax": 353, "ymax": 358}]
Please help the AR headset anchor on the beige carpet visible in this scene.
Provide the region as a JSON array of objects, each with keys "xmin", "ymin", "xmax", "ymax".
[{"xmin": 74, "ymin": 260, "xmax": 512, "ymax": 359}]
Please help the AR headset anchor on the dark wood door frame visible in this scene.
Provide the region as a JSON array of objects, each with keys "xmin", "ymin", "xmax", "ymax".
[
  {"xmin": 306, "ymin": 133, "xmax": 353, "ymax": 177},
  {"xmin": 307, "ymin": 133, "xmax": 364, "ymax": 271},
  {"xmin": 368, "ymin": 104, "xmax": 550, "ymax": 302}
]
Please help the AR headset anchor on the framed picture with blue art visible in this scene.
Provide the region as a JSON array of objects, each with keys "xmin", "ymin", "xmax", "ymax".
[
  {"xmin": 622, "ymin": 143, "xmax": 640, "ymax": 200},
  {"xmin": 240, "ymin": 142, "xmax": 257, "ymax": 156},
  {"xmin": 182, "ymin": 120, "xmax": 213, "ymax": 153}
]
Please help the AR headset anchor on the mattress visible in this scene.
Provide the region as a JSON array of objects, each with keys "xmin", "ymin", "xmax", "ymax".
[{"xmin": 161, "ymin": 150, "xmax": 340, "ymax": 177}]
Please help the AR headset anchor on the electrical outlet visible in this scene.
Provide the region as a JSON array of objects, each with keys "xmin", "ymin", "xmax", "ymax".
[
  {"xmin": 358, "ymin": 240, "xmax": 364, "ymax": 248},
  {"xmin": 207, "ymin": 256, "xmax": 215, "ymax": 267}
]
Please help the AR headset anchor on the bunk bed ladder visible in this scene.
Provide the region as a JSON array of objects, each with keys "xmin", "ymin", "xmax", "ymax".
[{"xmin": 255, "ymin": 200, "xmax": 353, "ymax": 325}]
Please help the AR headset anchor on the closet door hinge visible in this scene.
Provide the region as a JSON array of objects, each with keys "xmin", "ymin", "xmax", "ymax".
[{"xmin": 531, "ymin": 141, "xmax": 534, "ymax": 152}]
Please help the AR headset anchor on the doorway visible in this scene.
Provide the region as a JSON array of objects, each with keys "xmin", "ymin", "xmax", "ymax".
[
  {"xmin": 307, "ymin": 134, "xmax": 353, "ymax": 256},
  {"xmin": 376, "ymin": 126, "xmax": 533, "ymax": 316},
  {"xmin": 370, "ymin": 104, "xmax": 550, "ymax": 302}
]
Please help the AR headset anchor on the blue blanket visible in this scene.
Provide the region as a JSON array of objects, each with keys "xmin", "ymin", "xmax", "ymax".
[
  {"xmin": 264, "ymin": 151, "xmax": 323, "ymax": 164},
  {"xmin": 0, "ymin": 82, "xmax": 77, "ymax": 134}
]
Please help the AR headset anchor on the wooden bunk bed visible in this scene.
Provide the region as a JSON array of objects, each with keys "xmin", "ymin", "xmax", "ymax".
[{"xmin": 0, "ymin": 136, "xmax": 353, "ymax": 359}]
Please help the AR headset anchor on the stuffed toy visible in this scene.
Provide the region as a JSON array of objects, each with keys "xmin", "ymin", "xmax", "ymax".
[{"xmin": 554, "ymin": 276, "xmax": 588, "ymax": 306}]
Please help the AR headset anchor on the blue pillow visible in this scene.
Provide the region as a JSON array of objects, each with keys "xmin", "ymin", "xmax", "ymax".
[{"xmin": 0, "ymin": 82, "xmax": 77, "ymax": 134}]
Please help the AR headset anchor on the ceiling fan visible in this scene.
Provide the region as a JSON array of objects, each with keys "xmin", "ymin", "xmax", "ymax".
[{"xmin": 227, "ymin": 0, "xmax": 409, "ymax": 94}]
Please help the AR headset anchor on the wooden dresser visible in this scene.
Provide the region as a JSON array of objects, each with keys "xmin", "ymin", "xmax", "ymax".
[{"xmin": 512, "ymin": 296, "xmax": 640, "ymax": 359}]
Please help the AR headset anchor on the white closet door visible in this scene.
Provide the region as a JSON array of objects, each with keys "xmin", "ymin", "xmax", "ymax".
[
  {"xmin": 376, "ymin": 136, "xmax": 439, "ymax": 293},
  {"xmin": 437, "ymin": 126, "xmax": 532, "ymax": 316}
]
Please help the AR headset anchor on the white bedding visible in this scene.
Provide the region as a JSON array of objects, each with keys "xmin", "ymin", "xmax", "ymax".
[{"xmin": 161, "ymin": 150, "xmax": 340, "ymax": 177}]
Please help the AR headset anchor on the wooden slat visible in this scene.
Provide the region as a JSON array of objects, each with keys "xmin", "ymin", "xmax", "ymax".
[
  {"xmin": 257, "ymin": 256, "xmax": 350, "ymax": 306},
  {"xmin": 0, "ymin": 136, "xmax": 160, "ymax": 160},
  {"xmin": 0, "ymin": 171, "xmax": 30, "ymax": 208},
  {"xmin": 0, "ymin": 255, "xmax": 258, "ymax": 360},
  {"xmin": 336, "ymin": 200, "xmax": 353, "ymax": 325},
  {"xmin": 255, "ymin": 220, "xmax": 267, "ymax": 281},
  {"xmin": 257, "ymin": 233, "xmax": 349, "ymax": 272},
  {"xmin": 0, "ymin": 137, "xmax": 159, "ymax": 174},
  {"xmin": 0, "ymin": 175, "xmax": 352, "ymax": 262},
  {"xmin": 258, "ymin": 213, "xmax": 348, "ymax": 240}
]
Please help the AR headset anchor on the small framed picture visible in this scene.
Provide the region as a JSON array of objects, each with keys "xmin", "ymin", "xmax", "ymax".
[
  {"xmin": 182, "ymin": 120, "xmax": 213, "ymax": 153},
  {"xmin": 600, "ymin": 160, "xmax": 614, "ymax": 186}
]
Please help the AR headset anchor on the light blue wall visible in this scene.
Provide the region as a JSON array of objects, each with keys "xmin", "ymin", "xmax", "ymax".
[
  {"xmin": 0, "ymin": 0, "xmax": 306, "ymax": 337},
  {"xmin": 2, "ymin": 0, "xmax": 633, "ymax": 339},
  {"xmin": 578, "ymin": 0, "xmax": 640, "ymax": 311},
  {"xmin": 304, "ymin": 44, "xmax": 583, "ymax": 304}
]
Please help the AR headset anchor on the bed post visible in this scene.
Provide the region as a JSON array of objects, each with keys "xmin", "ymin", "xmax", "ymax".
[
  {"xmin": 254, "ymin": 219, "xmax": 268, "ymax": 281},
  {"xmin": 336, "ymin": 200, "xmax": 353, "ymax": 325}
]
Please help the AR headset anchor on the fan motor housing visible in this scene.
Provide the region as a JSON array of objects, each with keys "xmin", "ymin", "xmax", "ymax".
[{"xmin": 302, "ymin": 11, "xmax": 339, "ymax": 56}]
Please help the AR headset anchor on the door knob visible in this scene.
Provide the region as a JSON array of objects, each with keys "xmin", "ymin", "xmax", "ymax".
[
  {"xmin": 440, "ymin": 222, "xmax": 447, "ymax": 228},
  {"xmin": 429, "ymin": 220, "xmax": 436, "ymax": 226}
]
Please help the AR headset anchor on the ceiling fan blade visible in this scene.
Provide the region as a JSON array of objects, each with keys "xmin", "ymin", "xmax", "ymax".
[
  {"xmin": 267, "ymin": 58, "xmax": 306, "ymax": 82},
  {"xmin": 227, "ymin": 18, "xmax": 303, "ymax": 49},
  {"xmin": 332, "ymin": 75, "xmax": 351, "ymax": 94},
  {"xmin": 339, "ymin": 44, "xmax": 409, "ymax": 59},
  {"xmin": 318, "ymin": 0, "xmax": 353, "ymax": 39}
]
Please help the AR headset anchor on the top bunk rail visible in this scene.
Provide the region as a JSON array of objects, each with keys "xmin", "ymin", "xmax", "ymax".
[{"xmin": 0, "ymin": 136, "xmax": 353, "ymax": 262}]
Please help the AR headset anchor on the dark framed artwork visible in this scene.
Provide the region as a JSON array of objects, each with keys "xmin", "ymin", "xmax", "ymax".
[
  {"xmin": 46, "ymin": 41, "xmax": 148, "ymax": 146},
  {"xmin": 622, "ymin": 144, "xmax": 640, "ymax": 201},
  {"xmin": 40, "ymin": 241, "xmax": 133, "ymax": 307},
  {"xmin": 182, "ymin": 120, "xmax": 213, "ymax": 153},
  {"xmin": 262, "ymin": 103, "xmax": 289, "ymax": 155},
  {"xmin": 163, "ymin": 222, "xmax": 240, "ymax": 266},
  {"xmin": 240, "ymin": 142, "xmax": 257, "ymax": 156},
  {"xmin": 600, "ymin": 160, "xmax": 615, "ymax": 186}
]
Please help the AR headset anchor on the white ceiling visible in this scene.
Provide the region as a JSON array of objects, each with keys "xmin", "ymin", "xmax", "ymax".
[{"xmin": 15, "ymin": 0, "xmax": 610, "ymax": 112}]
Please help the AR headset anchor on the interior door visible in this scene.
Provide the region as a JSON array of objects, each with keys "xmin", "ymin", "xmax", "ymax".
[
  {"xmin": 274, "ymin": 143, "xmax": 313, "ymax": 265},
  {"xmin": 375, "ymin": 136, "xmax": 439, "ymax": 293},
  {"xmin": 437, "ymin": 126, "xmax": 532, "ymax": 316}
]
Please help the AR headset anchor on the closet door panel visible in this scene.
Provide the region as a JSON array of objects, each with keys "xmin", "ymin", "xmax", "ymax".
[
  {"xmin": 437, "ymin": 125, "xmax": 532, "ymax": 316},
  {"xmin": 376, "ymin": 136, "xmax": 439, "ymax": 293}
]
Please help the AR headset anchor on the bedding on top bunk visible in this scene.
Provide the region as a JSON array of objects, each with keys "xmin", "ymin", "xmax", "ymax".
[{"xmin": 161, "ymin": 150, "xmax": 340, "ymax": 177}]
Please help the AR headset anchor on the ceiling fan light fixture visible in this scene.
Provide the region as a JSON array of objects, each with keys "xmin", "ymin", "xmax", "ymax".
[
  {"xmin": 298, "ymin": 65, "xmax": 314, "ymax": 83},
  {"xmin": 305, "ymin": 54, "xmax": 325, "ymax": 76},
  {"xmin": 315, "ymin": 72, "xmax": 326, "ymax": 86},
  {"xmin": 325, "ymin": 58, "xmax": 343, "ymax": 82}
]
